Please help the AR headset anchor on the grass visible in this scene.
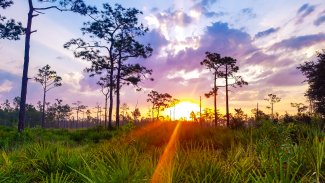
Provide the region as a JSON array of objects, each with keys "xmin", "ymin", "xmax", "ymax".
[{"xmin": 0, "ymin": 120, "xmax": 324, "ymax": 182}]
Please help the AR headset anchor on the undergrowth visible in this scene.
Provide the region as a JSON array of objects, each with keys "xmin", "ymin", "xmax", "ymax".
[{"xmin": 0, "ymin": 121, "xmax": 324, "ymax": 182}]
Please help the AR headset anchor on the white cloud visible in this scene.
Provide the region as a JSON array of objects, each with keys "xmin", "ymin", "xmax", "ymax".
[{"xmin": 0, "ymin": 80, "xmax": 13, "ymax": 93}]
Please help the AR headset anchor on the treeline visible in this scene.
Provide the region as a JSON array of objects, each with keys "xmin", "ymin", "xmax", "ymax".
[{"xmin": 0, "ymin": 96, "xmax": 148, "ymax": 128}]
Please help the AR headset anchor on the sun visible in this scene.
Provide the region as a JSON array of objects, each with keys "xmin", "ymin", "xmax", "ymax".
[{"xmin": 164, "ymin": 101, "xmax": 200, "ymax": 120}]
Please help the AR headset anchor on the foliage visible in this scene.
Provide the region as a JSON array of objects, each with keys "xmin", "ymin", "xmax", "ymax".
[
  {"xmin": 46, "ymin": 99, "xmax": 71, "ymax": 123},
  {"xmin": 298, "ymin": 50, "xmax": 325, "ymax": 117},
  {"xmin": 265, "ymin": 93, "xmax": 281, "ymax": 119},
  {"xmin": 147, "ymin": 90, "xmax": 172, "ymax": 119},
  {"xmin": 230, "ymin": 108, "xmax": 247, "ymax": 129},
  {"xmin": 72, "ymin": 101, "xmax": 87, "ymax": 122},
  {"xmin": 201, "ymin": 52, "xmax": 248, "ymax": 127},
  {"xmin": 291, "ymin": 102, "xmax": 308, "ymax": 114},
  {"xmin": 0, "ymin": 97, "xmax": 41, "ymax": 127},
  {"xmin": 0, "ymin": 0, "xmax": 24, "ymax": 40},
  {"xmin": 132, "ymin": 108, "xmax": 141, "ymax": 121}
]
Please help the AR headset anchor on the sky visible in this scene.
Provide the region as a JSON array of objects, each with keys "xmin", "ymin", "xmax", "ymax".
[{"xmin": 1, "ymin": 0, "xmax": 325, "ymax": 117}]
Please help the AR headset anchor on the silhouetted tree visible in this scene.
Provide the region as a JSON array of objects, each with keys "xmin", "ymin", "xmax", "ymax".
[
  {"xmin": 64, "ymin": 3, "xmax": 152, "ymax": 128},
  {"xmin": 34, "ymin": 64, "xmax": 62, "ymax": 127},
  {"xmin": 251, "ymin": 108, "xmax": 269, "ymax": 120},
  {"xmin": 97, "ymin": 74, "xmax": 111, "ymax": 128},
  {"xmin": 16, "ymin": 0, "xmax": 95, "ymax": 132},
  {"xmin": 298, "ymin": 50, "xmax": 325, "ymax": 117},
  {"xmin": 47, "ymin": 99, "xmax": 71, "ymax": 125},
  {"xmin": 231, "ymin": 108, "xmax": 247, "ymax": 129},
  {"xmin": 55, "ymin": 100, "xmax": 71, "ymax": 122},
  {"xmin": 147, "ymin": 90, "xmax": 172, "ymax": 120},
  {"xmin": 120, "ymin": 103, "xmax": 130, "ymax": 121},
  {"xmin": 201, "ymin": 52, "xmax": 223, "ymax": 126},
  {"xmin": 218, "ymin": 56, "xmax": 248, "ymax": 127},
  {"xmin": 0, "ymin": 0, "xmax": 24, "ymax": 40},
  {"xmin": 86, "ymin": 109, "xmax": 91, "ymax": 121},
  {"xmin": 169, "ymin": 98, "xmax": 179, "ymax": 121},
  {"xmin": 1, "ymin": 99, "xmax": 11, "ymax": 112},
  {"xmin": 264, "ymin": 94, "xmax": 281, "ymax": 120},
  {"xmin": 132, "ymin": 108, "xmax": 141, "ymax": 121},
  {"xmin": 72, "ymin": 101, "xmax": 87, "ymax": 123},
  {"xmin": 290, "ymin": 103, "xmax": 308, "ymax": 115},
  {"xmin": 202, "ymin": 52, "xmax": 247, "ymax": 127},
  {"xmin": 190, "ymin": 111, "xmax": 197, "ymax": 122},
  {"xmin": 203, "ymin": 108, "xmax": 213, "ymax": 123}
]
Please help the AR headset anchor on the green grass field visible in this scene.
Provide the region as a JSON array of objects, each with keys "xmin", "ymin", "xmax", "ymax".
[{"xmin": 0, "ymin": 121, "xmax": 324, "ymax": 183}]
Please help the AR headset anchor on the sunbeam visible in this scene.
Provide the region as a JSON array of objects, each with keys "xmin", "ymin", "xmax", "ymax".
[{"xmin": 151, "ymin": 122, "xmax": 182, "ymax": 182}]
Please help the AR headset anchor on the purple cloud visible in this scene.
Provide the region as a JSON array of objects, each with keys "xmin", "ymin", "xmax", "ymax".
[
  {"xmin": 314, "ymin": 15, "xmax": 325, "ymax": 26},
  {"xmin": 241, "ymin": 8, "xmax": 256, "ymax": 19},
  {"xmin": 156, "ymin": 9, "xmax": 194, "ymax": 27},
  {"xmin": 271, "ymin": 33, "xmax": 325, "ymax": 50},
  {"xmin": 255, "ymin": 27, "xmax": 280, "ymax": 39},
  {"xmin": 264, "ymin": 67, "xmax": 304, "ymax": 86},
  {"xmin": 191, "ymin": 0, "xmax": 223, "ymax": 18},
  {"xmin": 139, "ymin": 22, "xmax": 259, "ymax": 98},
  {"xmin": 296, "ymin": 3, "xmax": 316, "ymax": 24}
]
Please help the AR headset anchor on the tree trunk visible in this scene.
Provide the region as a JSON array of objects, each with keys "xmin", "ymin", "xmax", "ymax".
[
  {"xmin": 271, "ymin": 103, "xmax": 274, "ymax": 120},
  {"xmin": 174, "ymin": 106, "xmax": 176, "ymax": 121},
  {"xmin": 115, "ymin": 58, "xmax": 121, "ymax": 127},
  {"xmin": 157, "ymin": 107, "xmax": 160, "ymax": 120},
  {"xmin": 108, "ymin": 64, "xmax": 114, "ymax": 129},
  {"xmin": 152, "ymin": 104, "xmax": 154, "ymax": 121},
  {"xmin": 104, "ymin": 94, "xmax": 108, "ymax": 128},
  {"xmin": 76, "ymin": 110, "xmax": 79, "ymax": 122},
  {"xmin": 214, "ymin": 72, "xmax": 217, "ymax": 127},
  {"xmin": 225, "ymin": 64, "xmax": 230, "ymax": 127},
  {"xmin": 18, "ymin": 0, "xmax": 33, "ymax": 132},
  {"xmin": 41, "ymin": 89, "xmax": 46, "ymax": 128}
]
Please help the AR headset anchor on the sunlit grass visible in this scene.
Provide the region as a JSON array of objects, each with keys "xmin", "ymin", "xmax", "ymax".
[{"xmin": 0, "ymin": 121, "xmax": 324, "ymax": 182}]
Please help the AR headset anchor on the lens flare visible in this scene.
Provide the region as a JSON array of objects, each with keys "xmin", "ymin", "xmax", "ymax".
[{"xmin": 151, "ymin": 122, "xmax": 182, "ymax": 182}]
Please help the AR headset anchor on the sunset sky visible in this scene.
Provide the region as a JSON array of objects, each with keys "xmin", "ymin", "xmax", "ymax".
[{"xmin": 1, "ymin": 0, "xmax": 325, "ymax": 117}]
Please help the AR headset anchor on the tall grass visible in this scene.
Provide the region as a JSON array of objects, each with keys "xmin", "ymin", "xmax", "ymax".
[{"xmin": 0, "ymin": 121, "xmax": 324, "ymax": 182}]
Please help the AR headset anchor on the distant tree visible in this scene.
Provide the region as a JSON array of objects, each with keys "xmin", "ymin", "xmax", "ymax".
[
  {"xmin": 1, "ymin": 99, "xmax": 12, "ymax": 112},
  {"xmin": 190, "ymin": 111, "xmax": 197, "ymax": 122},
  {"xmin": 72, "ymin": 101, "xmax": 87, "ymax": 123},
  {"xmin": 169, "ymin": 98, "xmax": 179, "ymax": 121},
  {"xmin": 203, "ymin": 108, "xmax": 214, "ymax": 123},
  {"xmin": 0, "ymin": 0, "xmax": 24, "ymax": 40},
  {"xmin": 298, "ymin": 50, "xmax": 325, "ymax": 117},
  {"xmin": 17, "ymin": 0, "xmax": 95, "ymax": 132},
  {"xmin": 47, "ymin": 99, "xmax": 71, "ymax": 123},
  {"xmin": 290, "ymin": 103, "xmax": 308, "ymax": 115},
  {"xmin": 264, "ymin": 94, "xmax": 281, "ymax": 120},
  {"xmin": 12, "ymin": 96, "xmax": 20, "ymax": 111},
  {"xmin": 147, "ymin": 90, "xmax": 172, "ymax": 120},
  {"xmin": 86, "ymin": 109, "xmax": 91, "ymax": 121},
  {"xmin": 231, "ymin": 108, "xmax": 247, "ymax": 129},
  {"xmin": 97, "ymin": 74, "xmax": 111, "ymax": 128},
  {"xmin": 132, "ymin": 108, "xmax": 141, "ymax": 121},
  {"xmin": 34, "ymin": 64, "xmax": 62, "ymax": 127},
  {"xmin": 120, "ymin": 103, "xmax": 130, "ymax": 121},
  {"xmin": 251, "ymin": 108, "xmax": 269, "ymax": 120}
]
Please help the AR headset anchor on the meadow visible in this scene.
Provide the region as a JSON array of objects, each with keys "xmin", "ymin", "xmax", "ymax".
[{"xmin": 0, "ymin": 120, "xmax": 324, "ymax": 183}]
